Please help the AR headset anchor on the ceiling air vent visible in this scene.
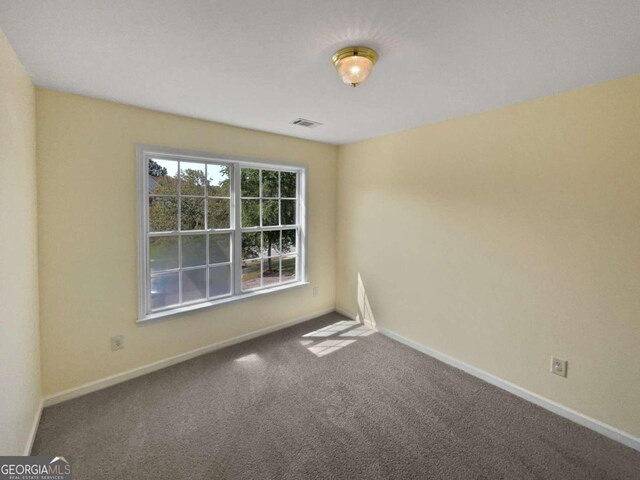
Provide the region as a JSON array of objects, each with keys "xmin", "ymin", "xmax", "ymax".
[{"xmin": 290, "ymin": 118, "xmax": 322, "ymax": 128}]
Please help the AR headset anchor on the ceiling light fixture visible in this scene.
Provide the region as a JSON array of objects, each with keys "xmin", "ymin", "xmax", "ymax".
[{"xmin": 332, "ymin": 46, "xmax": 378, "ymax": 87}]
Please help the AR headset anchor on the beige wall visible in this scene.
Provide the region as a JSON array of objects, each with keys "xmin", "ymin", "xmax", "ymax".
[
  {"xmin": 336, "ymin": 76, "xmax": 640, "ymax": 438},
  {"xmin": 36, "ymin": 89, "xmax": 337, "ymax": 396},
  {"xmin": 0, "ymin": 30, "xmax": 40, "ymax": 455}
]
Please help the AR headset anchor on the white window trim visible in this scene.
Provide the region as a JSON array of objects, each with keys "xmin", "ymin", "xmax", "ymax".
[{"xmin": 136, "ymin": 144, "xmax": 308, "ymax": 323}]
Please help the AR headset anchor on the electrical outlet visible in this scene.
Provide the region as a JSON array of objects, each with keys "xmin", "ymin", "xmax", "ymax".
[
  {"xmin": 111, "ymin": 335, "xmax": 124, "ymax": 351},
  {"xmin": 551, "ymin": 356, "xmax": 567, "ymax": 377},
  {"xmin": 312, "ymin": 286, "xmax": 320, "ymax": 297}
]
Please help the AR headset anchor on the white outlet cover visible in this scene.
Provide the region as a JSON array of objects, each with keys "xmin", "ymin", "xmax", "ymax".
[
  {"xmin": 111, "ymin": 335, "xmax": 124, "ymax": 351},
  {"xmin": 551, "ymin": 357, "xmax": 567, "ymax": 377}
]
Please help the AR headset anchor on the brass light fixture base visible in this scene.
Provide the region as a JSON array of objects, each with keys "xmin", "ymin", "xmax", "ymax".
[{"xmin": 331, "ymin": 46, "xmax": 379, "ymax": 68}]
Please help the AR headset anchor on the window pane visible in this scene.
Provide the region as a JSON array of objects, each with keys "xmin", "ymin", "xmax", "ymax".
[
  {"xmin": 262, "ymin": 170, "xmax": 279, "ymax": 197},
  {"xmin": 150, "ymin": 272, "xmax": 179, "ymax": 310},
  {"xmin": 242, "ymin": 259, "xmax": 261, "ymax": 291},
  {"xmin": 281, "ymin": 200, "xmax": 296, "ymax": 225},
  {"xmin": 182, "ymin": 268, "xmax": 207, "ymax": 303},
  {"xmin": 149, "ymin": 196, "xmax": 178, "ymax": 232},
  {"xmin": 180, "ymin": 162, "xmax": 206, "ymax": 196},
  {"xmin": 210, "ymin": 233, "xmax": 231, "ymax": 264},
  {"xmin": 181, "ymin": 198, "xmax": 205, "ymax": 230},
  {"xmin": 149, "ymin": 236, "xmax": 178, "ymax": 273},
  {"xmin": 281, "ymin": 229, "xmax": 296, "ymax": 254},
  {"xmin": 281, "ymin": 171, "xmax": 297, "ymax": 198},
  {"xmin": 262, "ymin": 199, "xmax": 279, "ymax": 226},
  {"xmin": 182, "ymin": 235, "xmax": 206, "ymax": 267},
  {"xmin": 207, "ymin": 164, "xmax": 230, "ymax": 197},
  {"xmin": 242, "ymin": 199, "xmax": 260, "ymax": 227},
  {"xmin": 149, "ymin": 159, "xmax": 178, "ymax": 195},
  {"xmin": 209, "ymin": 265, "xmax": 231, "ymax": 297},
  {"xmin": 242, "ymin": 232, "xmax": 261, "ymax": 259},
  {"xmin": 241, "ymin": 168, "xmax": 259, "ymax": 197},
  {"xmin": 282, "ymin": 255, "xmax": 296, "ymax": 282},
  {"xmin": 208, "ymin": 199, "xmax": 230, "ymax": 229},
  {"xmin": 262, "ymin": 231, "xmax": 280, "ymax": 257},
  {"xmin": 263, "ymin": 257, "xmax": 280, "ymax": 287}
]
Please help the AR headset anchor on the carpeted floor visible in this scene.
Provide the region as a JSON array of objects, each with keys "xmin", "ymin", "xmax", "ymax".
[{"xmin": 32, "ymin": 312, "xmax": 639, "ymax": 479}]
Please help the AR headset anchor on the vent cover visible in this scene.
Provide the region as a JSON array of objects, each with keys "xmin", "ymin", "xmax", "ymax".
[{"xmin": 290, "ymin": 118, "xmax": 322, "ymax": 128}]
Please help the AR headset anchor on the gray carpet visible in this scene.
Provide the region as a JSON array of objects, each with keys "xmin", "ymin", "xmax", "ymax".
[{"xmin": 32, "ymin": 312, "xmax": 639, "ymax": 479}]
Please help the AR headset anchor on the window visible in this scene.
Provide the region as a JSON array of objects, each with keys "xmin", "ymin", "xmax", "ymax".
[{"xmin": 137, "ymin": 146, "xmax": 306, "ymax": 321}]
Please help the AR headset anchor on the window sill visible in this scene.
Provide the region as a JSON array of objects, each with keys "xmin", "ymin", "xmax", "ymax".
[{"xmin": 137, "ymin": 281, "xmax": 310, "ymax": 324}]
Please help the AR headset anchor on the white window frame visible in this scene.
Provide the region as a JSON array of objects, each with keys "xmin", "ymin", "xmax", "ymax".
[{"xmin": 136, "ymin": 145, "xmax": 308, "ymax": 322}]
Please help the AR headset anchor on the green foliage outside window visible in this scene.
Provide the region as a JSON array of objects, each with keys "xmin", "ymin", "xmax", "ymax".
[{"xmin": 240, "ymin": 168, "xmax": 297, "ymax": 279}]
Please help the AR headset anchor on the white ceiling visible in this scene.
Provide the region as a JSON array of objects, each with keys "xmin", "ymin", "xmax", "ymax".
[{"xmin": 1, "ymin": 1, "xmax": 639, "ymax": 145}]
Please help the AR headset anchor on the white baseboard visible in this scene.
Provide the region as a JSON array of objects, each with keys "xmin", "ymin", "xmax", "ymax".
[
  {"xmin": 43, "ymin": 308, "xmax": 334, "ymax": 407},
  {"xmin": 24, "ymin": 399, "xmax": 43, "ymax": 455},
  {"xmin": 334, "ymin": 307, "xmax": 357, "ymax": 321},
  {"xmin": 378, "ymin": 327, "xmax": 640, "ymax": 452}
]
